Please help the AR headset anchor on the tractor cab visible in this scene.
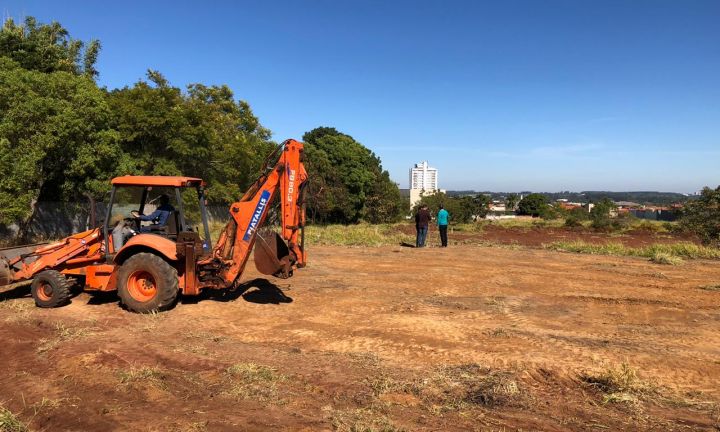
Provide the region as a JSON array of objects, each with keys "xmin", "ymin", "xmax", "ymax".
[{"xmin": 104, "ymin": 176, "xmax": 213, "ymax": 256}]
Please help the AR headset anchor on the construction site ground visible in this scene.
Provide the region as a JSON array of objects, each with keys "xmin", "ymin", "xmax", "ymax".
[{"xmin": 1, "ymin": 227, "xmax": 719, "ymax": 431}]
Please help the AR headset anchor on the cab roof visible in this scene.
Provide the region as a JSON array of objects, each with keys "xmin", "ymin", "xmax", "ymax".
[{"xmin": 111, "ymin": 176, "xmax": 205, "ymax": 187}]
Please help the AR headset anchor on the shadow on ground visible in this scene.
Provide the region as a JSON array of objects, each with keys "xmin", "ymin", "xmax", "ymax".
[
  {"xmin": 187, "ymin": 278, "xmax": 293, "ymax": 305},
  {"xmin": 0, "ymin": 283, "xmax": 30, "ymax": 301}
]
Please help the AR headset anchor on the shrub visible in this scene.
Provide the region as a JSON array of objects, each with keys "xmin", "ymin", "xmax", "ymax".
[
  {"xmin": 680, "ymin": 186, "xmax": 720, "ymax": 246},
  {"xmin": 517, "ymin": 194, "xmax": 548, "ymax": 217}
]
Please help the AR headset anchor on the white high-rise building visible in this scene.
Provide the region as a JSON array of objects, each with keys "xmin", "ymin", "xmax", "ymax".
[
  {"xmin": 409, "ymin": 161, "xmax": 438, "ymax": 191},
  {"xmin": 409, "ymin": 161, "xmax": 439, "ymax": 208}
]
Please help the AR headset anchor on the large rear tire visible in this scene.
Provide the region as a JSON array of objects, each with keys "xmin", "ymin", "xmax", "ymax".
[
  {"xmin": 31, "ymin": 270, "xmax": 72, "ymax": 308},
  {"xmin": 117, "ymin": 253, "xmax": 178, "ymax": 313}
]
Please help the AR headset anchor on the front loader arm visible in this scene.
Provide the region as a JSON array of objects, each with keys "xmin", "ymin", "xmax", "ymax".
[{"xmin": 211, "ymin": 139, "xmax": 308, "ymax": 287}]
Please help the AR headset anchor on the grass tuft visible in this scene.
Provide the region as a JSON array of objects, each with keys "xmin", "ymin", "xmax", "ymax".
[
  {"xmin": 37, "ymin": 322, "xmax": 92, "ymax": 353},
  {"xmin": 118, "ymin": 366, "xmax": 166, "ymax": 388},
  {"xmin": 581, "ymin": 362, "xmax": 650, "ymax": 405},
  {"xmin": 413, "ymin": 364, "xmax": 524, "ymax": 412},
  {"xmin": 224, "ymin": 362, "xmax": 286, "ymax": 403},
  {"xmin": 649, "ymin": 251, "xmax": 684, "ymax": 265},
  {"xmin": 330, "ymin": 407, "xmax": 404, "ymax": 432},
  {"xmin": 0, "ymin": 404, "xmax": 27, "ymax": 432}
]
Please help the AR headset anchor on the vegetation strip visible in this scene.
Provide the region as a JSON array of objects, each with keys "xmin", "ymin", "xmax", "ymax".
[{"xmin": 545, "ymin": 240, "xmax": 720, "ymax": 260}]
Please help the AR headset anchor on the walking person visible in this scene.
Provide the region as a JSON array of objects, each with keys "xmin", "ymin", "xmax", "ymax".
[
  {"xmin": 437, "ymin": 204, "xmax": 449, "ymax": 247},
  {"xmin": 415, "ymin": 204, "xmax": 431, "ymax": 247}
]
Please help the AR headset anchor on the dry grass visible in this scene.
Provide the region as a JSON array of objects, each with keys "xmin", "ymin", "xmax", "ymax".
[
  {"xmin": 546, "ymin": 240, "xmax": 720, "ymax": 261},
  {"xmin": 329, "ymin": 407, "xmax": 403, "ymax": 432},
  {"xmin": 30, "ymin": 397, "xmax": 64, "ymax": 415},
  {"xmin": 0, "ymin": 404, "xmax": 26, "ymax": 432},
  {"xmin": 0, "ymin": 300, "xmax": 34, "ymax": 323},
  {"xmin": 649, "ymin": 251, "xmax": 684, "ymax": 265},
  {"xmin": 37, "ymin": 322, "xmax": 93, "ymax": 353},
  {"xmin": 224, "ymin": 362, "xmax": 287, "ymax": 403},
  {"xmin": 306, "ymin": 224, "xmax": 413, "ymax": 247},
  {"xmin": 117, "ymin": 366, "xmax": 166, "ymax": 388},
  {"xmin": 363, "ymin": 364, "xmax": 526, "ymax": 414},
  {"xmin": 581, "ymin": 362, "xmax": 648, "ymax": 405}
]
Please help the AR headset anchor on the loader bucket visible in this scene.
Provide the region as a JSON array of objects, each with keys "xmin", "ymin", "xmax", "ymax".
[
  {"xmin": 254, "ymin": 229, "xmax": 292, "ymax": 278},
  {"xmin": 0, "ymin": 257, "xmax": 12, "ymax": 286},
  {"xmin": 0, "ymin": 243, "xmax": 46, "ymax": 287}
]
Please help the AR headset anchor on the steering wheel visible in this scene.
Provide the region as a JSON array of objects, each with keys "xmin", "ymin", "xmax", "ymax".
[{"xmin": 129, "ymin": 210, "xmax": 141, "ymax": 230}]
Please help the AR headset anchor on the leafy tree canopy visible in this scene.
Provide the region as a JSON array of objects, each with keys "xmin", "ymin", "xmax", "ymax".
[
  {"xmin": 680, "ymin": 186, "xmax": 720, "ymax": 246},
  {"xmin": 0, "ymin": 17, "xmax": 100, "ymax": 77},
  {"xmin": 517, "ymin": 193, "xmax": 548, "ymax": 217},
  {"xmin": 0, "ymin": 57, "xmax": 123, "ymax": 231},
  {"xmin": 302, "ymin": 127, "xmax": 403, "ymax": 223},
  {"xmin": 414, "ymin": 192, "xmax": 490, "ymax": 223}
]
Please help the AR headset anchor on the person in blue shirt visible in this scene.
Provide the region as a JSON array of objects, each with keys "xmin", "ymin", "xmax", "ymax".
[
  {"xmin": 133, "ymin": 194, "xmax": 175, "ymax": 232},
  {"xmin": 437, "ymin": 204, "xmax": 450, "ymax": 247}
]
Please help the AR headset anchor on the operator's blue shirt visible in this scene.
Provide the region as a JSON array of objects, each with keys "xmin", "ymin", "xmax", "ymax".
[
  {"xmin": 437, "ymin": 209, "xmax": 449, "ymax": 226},
  {"xmin": 139, "ymin": 204, "xmax": 174, "ymax": 226}
]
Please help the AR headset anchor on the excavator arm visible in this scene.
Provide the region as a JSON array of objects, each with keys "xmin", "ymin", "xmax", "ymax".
[{"xmin": 210, "ymin": 139, "xmax": 308, "ymax": 287}]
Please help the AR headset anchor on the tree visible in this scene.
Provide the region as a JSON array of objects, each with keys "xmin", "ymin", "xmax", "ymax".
[
  {"xmin": 0, "ymin": 17, "xmax": 100, "ymax": 77},
  {"xmin": 517, "ymin": 193, "xmax": 548, "ymax": 217},
  {"xmin": 680, "ymin": 186, "xmax": 720, "ymax": 246},
  {"xmin": 414, "ymin": 193, "xmax": 488, "ymax": 223},
  {"xmin": 106, "ymin": 71, "xmax": 273, "ymax": 204},
  {"xmin": 302, "ymin": 127, "xmax": 402, "ymax": 223},
  {"xmin": 0, "ymin": 57, "xmax": 123, "ymax": 240},
  {"xmin": 505, "ymin": 193, "xmax": 520, "ymax": 212},
  {"xmin": 590, "ymin": 198, "xmax": 617, "ymax": 231},
  {"xmin": 365, "ymin": 171, "xmax": 405, "ymax": 224}
]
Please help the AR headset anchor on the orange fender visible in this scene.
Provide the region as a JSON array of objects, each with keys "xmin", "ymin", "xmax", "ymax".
[{"xmin": 114, "ymin": 234, "xmax": 178, "ymax": 264}]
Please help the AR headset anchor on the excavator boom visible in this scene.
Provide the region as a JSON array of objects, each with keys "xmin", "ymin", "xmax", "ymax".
[{"xmin": 210, "ymin": 139, "xmax": 308, "ymax": 286}]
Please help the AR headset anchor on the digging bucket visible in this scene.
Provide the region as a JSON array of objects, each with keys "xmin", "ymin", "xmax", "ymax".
[{"xmin": 253, "ymin": 228, "xmax": 291, "ymax": 278}]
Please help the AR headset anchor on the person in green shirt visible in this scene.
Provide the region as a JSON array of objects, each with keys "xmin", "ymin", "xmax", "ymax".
[{"xmin": 437, "ymin": 204, "xmax": 449, "ymax": 247}]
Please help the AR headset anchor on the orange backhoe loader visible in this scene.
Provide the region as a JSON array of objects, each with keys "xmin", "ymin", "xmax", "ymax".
[{"xmin": 0, "ymin": 139, "xmax": 308, "ymax": 313}]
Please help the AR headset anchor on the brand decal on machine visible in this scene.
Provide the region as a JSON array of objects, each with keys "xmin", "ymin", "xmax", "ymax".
[
  {"xmin": 287, "ymin": 169, "xmax": 295, "ymax": 203},
  {"xmin": 243, "ymin": 190, "xmax": 271, "ymax": 241}
]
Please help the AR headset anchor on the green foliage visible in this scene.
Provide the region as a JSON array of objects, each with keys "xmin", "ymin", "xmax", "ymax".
[
  {"xmin": 0, "ymin": 57, "xmax": 123, "ymax": 233},
  {"xmin": 414, "ymin": 192, "xmax": 488, "ymax": 223},
  {"xmin": 302, "ymin": 127, "xmax": 402, "ymax": 223},
  {"xmin": 505, "ymin": 193, "xmax": 520, "ymax": 211},
  {"xmin": 564, "ymin": 206, "xmax": 589, "ymax": 227},
  {"xmin": 107, "ymin": 72, "xmax": 273, "ymax": 204},
  {"xmin": 0, "ymin": 17, "xmax": 99, "ymax": 77},
  {"xmin": 680, "ymin": 186, "xmax": 720, "ymax": 247},
  {"xmin": 590, "ymin": 198, "xmax": 618, "ymax": 231},
  {"xmin": 517, "ymin": 193, "xmax": 548, "ymax": 217}
]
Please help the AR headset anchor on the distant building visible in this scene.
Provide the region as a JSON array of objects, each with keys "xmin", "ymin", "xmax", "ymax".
[
  {"xmin": 408, "ymin": 161, "xmax": 440, "ymax": 209},
  {"xmin": 409, "ymin": 161, "xmax": 438, "ymax": 190},
  {"xmin": 614, "ymin": 201, "xmax": 641, "ymax": 209}
]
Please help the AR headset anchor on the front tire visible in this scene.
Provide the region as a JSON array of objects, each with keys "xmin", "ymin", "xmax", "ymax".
[
  {"xmin": 31, "ymin": 270, "xmax": 72, "ymax": 308},
  {"xmin": 117, "ymin": 253, "xmax": 178, "ymax": 313}
]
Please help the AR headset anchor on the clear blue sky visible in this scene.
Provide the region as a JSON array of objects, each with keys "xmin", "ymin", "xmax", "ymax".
[{"xmin": 3, "ymin": 0, "xmax": 719, "ymax": 192}]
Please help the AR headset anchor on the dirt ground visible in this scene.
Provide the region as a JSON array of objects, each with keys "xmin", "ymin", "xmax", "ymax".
[{"xmin": 1, "ymin": 241, "xmax": 720, "ymax": 431}]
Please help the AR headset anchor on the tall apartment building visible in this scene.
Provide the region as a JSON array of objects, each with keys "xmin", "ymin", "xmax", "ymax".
[
  {"xmin": 409, "ymin": 161, "xmax": 439, "ymax": 208},
  {"xmin": 409, "ymin": 161, "xmax": 438, "ymax": 191}
]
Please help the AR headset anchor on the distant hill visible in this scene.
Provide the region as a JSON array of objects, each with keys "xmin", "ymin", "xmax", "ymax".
[{"xmin": 446, "ymin": 191, "xmax": 691, "ymax": 206}]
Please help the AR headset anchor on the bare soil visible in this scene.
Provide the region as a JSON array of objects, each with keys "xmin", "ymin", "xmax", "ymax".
[{"xmin": 1, "ymin": 242, "xmax": 719, "ymax": 431}]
